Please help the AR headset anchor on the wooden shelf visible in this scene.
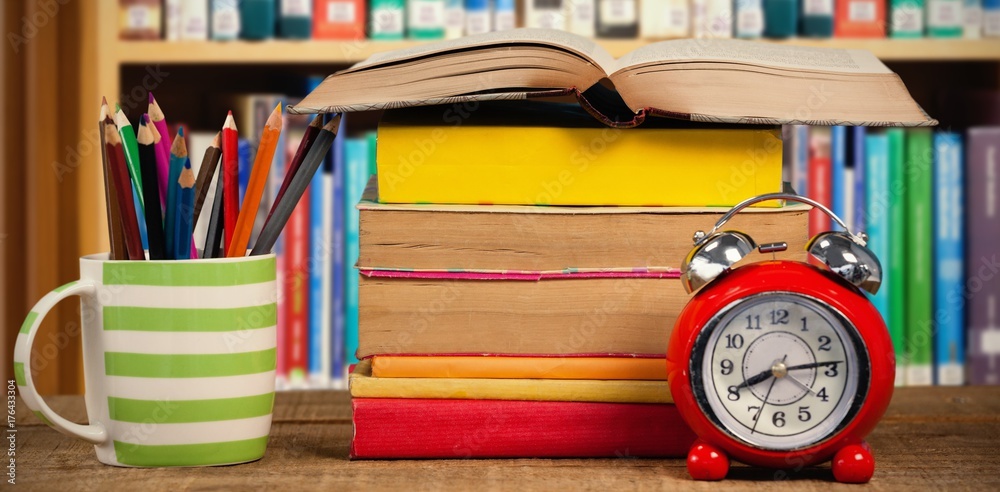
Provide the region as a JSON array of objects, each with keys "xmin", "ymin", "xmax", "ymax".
[{"xmin": 114, "ymin": 38, "xmax": 1000, "ymax": 65}]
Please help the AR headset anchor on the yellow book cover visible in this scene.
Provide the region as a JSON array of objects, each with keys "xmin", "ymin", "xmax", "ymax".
[
  {"xmin": 350, "ymin": 360, "xmax": 673, "ymax": 404},
  {"xmin": 376, "ymin": 102, "xmax": 783, "ymax": 207},
  {"xmin": 371, "ymin": 356, "xmax": 667, "ymax": 380}
]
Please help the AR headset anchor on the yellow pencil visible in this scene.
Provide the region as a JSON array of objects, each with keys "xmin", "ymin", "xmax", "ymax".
[{"xmin": 227, "ymin": 103, "xmax": 283, "ymax": 257}]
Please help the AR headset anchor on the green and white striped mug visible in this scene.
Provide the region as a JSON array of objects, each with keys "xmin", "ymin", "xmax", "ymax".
[{"xmin": 13, "ymin": 253, "xmax": 278, "ymax": 467}]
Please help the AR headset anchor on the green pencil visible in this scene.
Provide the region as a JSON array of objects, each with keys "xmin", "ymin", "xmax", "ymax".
[{"xmin": 114, "ymin": 105, "xmax": 144, "ymax": 211}]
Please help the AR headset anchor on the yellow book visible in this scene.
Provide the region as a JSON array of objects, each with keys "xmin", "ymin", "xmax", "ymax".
[
  {"xmin": 350, "ymin": 360, "xmax": 673, "ymax": 404},
  {"xmin": 371, "ymin": 356, "xmax": 667, "ymax": 380},
  {"xmin": 376, "ymin": 102, "xmax": 783, "ymax": 207}
]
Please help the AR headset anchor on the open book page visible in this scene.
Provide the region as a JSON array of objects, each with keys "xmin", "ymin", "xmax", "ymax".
[
  {"xmin": 613, "ymin": 39, "xmax": 893, "ymax": 75},
  {"xmin": 348, "ymin": 28, "xmax": 618, "ymax": 76}
]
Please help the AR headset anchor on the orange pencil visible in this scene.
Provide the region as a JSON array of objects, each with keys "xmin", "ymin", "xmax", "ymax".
[{"xmin": 227, "ymin": 103, "xmax": 283, "ymax": 257}]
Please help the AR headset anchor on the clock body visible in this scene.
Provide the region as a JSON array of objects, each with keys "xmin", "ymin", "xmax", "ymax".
[{"xmin": 667, "ymin": 260, "xmax": 895, "ymax": 470}]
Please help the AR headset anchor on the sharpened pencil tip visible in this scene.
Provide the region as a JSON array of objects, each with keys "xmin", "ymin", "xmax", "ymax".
[
  {"xmin": 101, "ymin": 96, "xmax": 108, "ymax": 106},
  {"xmin": 177, "ymin": 126, "xmax": 184, "ymax": 137},
  {"xmin": 148, "ymin": 93, "xmax": 155, "ymax": 103},
  {"xmin": 322, "ymin": 114, "xmax": 342, "ymax": 132}
]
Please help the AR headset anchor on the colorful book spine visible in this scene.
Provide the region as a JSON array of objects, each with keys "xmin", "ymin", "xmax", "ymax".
[
  {"xmin": 905, "ymin": 128, "xmax": 933, "ymax": 386},
  {"xmin": 864, "ymin": 132, "xmax": 891, "ymax": 329},
  {"xmin": 165, "ymin": 0, "xmax": 182, "ymax": 40},
  {"xmin": 764, "ymin": 0, "xmax": 798, "ymax": 37},
  {"xmin": 890, "ymin": 0, "xmax": 926, "ymax": 37},
  {"xmin": 464, "ymin": 0, "xmax": 491, "ymax": 35},
  {"xmin": 180, "ymin": 0, "xmax": 209, "ymax": 40},
  {"xmin": 793, "ymin": 125, "xmax": 810, "ymax": 195},
  {"xmin": 640, "ymin": 0, "xmax": 689, "ymax": 38},
  {"xmin": 309, "ymin": 146, "xmax": 327, "ymax": 387},
  {"xmin": 119, "ymin": 0, "xmax": 163, "ymax": 40},
  {"xmin": 493, "ymin": 0, "xmax": 516, "ymax": 30},
  {"xmin": 407, "ymin": 0, "xmax": 446, "ymax": 38},
  {"xmin": 279, "ymin": 0, "xmax": 313, "ymax": 38},
  {"xmin": 928, "ymin": 0, "xmax": 965, "ymax": 36},
  {"xmin": 344, "ymin": 136, "xmax": 370, "ymax": 365},
  {"xmin": 237, "ymin": 138, "xmax": 251, "ymax": 206},
  {"xmin": 984, "ymin": 0, "xmax": 1000, "ymax": 35},
  {"xmin": 807, "ymin": 128, "xmax": 832, "ymax": 236},
  {"xmin": 964, "ymin": 0, "xmax": 983, "ymax": 38},
  {"xmin": 831, "ymin": 126, "xmax": 847, "ymax": 230},
  {"xmin": 444, "ymin": 0, "xmax": 465, "ymax": 38},
  {"xmin": 370, "ymin": 0, "xmax": 406, "ymax": 39},
  {"xmin": 834, "ymin": 0, "xmax": 886, "ymax": 37},
  {"xmin": 319, "ymin": 147, "xmax": 335, "ymax": 388},
  {"xmin": 239, "ymin": 0, "xmax": 275, "ymax": 39},
  {"xmin": 566, "ymin": 0, "xmax": 596, "ymax": 37},
  {"xmin": 707, "ymin": 0, "xmax": 734, "ymax": 37},
  {"xmin": 526, "ymin": 0, "xmax": 566, "ymax": 29},
  {"xmin": 286, "ymin": 187, "xmax": 310, "ymax": 387},
  {"xmin": 967, "ymin": 127, "xmax": 1000, "ymax": 385},
  {"xmin": 596, "ymin": 0, "xmax": 639, "ymax": 38},
  {"xmin": 886, "ymin": 128, "xmax": 907, "ymax": 387},
  {"xmin": 842, "ymin": 167, "xmax": 856, "ymax": 234},
  {"xmin": 314, "ymin": 0, "xmax": 367, "ymax": 39},
  {"xmin": 852, "ymin": 126, "xmax": 866, "ymax": 233},
  {"xmin": 933, "ymin": 131, "xmax": 965, "ymax": 386},
  {"xmin": 736, "ymin": 0, "xmax": 765, "ymax": 37},
  {"xmin": 801, "ymin": 0, "xmax": 835, "ymax": 36},
  {"xmin": 351, "ymin": 398, "xmax": 696, "ymax": 458},
  {"xmin": 371, "ymin": 356, "xmax": 669, "ymax": 379},
  {"xmin": 210, "ymin": 0, "xmax": 241, "ymax": 40},
  {"xmin": 331, "ymin": 122, "xmax": 346, "ymax": 385}
]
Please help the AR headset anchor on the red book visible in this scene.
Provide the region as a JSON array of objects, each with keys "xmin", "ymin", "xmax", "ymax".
[
  {"xmin": 834, "ymin": 0, "xmax": 886, "ymax": 38},
  {"xmin": 351, "ymin": 398, "xmax": 696, "ymax": 459},
  {"xmin": 285, "ymin": 188, "xmax": 310, "ymax": 384},
  {"xmin": 313, "ymin": 0, "xmax": 366, "ymax": 39},
  {"xmin": 808, "ymin": 129, "xmax": 833, "ymax": 237}
]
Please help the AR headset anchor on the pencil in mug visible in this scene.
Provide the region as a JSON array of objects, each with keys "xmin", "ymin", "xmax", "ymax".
[
  {"xmin": 99, "ymin": 98, "xmax": 127, "ymax": 260},
  {"xmin": 252, "ymin": 115, "xmax": 341, "ymax": 256},
  {"xmin": 192, "ymin": 132, "xmax": 222, "ymax": 229},
  {"xmin": 137, "ymin": 116, "xmax": 166, "ymax": 260},
  {"xmin": 204, "ymin": 169, "xmax": 226, "ymax": 259},
  {"xmin": 262, "ymin": 115, "xmax": 322, "ymax": 232},
  {"xmin": 222, "ymin": 112, "xmax": 239, "ymax": 254},
  {"xmin": 174, "ymin": 159, "xmax": 196, "ymax": 260},
  {"xmin": 104, "ymin": 120, "xmax": 145, "ymax": 260},
  {"xmin": 114, "ymin": 106, "xmax": 144, "ymax": 212},
  {"xmin": 227, "ymin": 104, "xmax": 283, "ymax": 257},
  {"xmin": 148, "ymin": 93, "xmax": 172, "ymax": 210},
  {"xmin": 165, "ymin": 128, "xmax": 187, "ymax": 260}
]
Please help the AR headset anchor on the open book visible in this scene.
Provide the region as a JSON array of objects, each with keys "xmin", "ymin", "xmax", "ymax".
[{"xmin": 290, "ymin": 28, "xmax": 935, "ymax": 128}]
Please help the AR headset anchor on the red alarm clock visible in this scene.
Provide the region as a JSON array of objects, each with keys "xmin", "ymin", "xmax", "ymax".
[{"xmin": 667, "ymin": 193, "xmax": 894, "ymax": 483}]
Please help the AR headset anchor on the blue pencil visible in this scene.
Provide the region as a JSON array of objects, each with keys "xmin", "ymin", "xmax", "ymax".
[
  {"xmin": 175, "ymin": 158, "xmax": 196, "ymax": 260},
  {"xmin": 165, "ymin": 127, "xmax": 186, "ymax": 259}
]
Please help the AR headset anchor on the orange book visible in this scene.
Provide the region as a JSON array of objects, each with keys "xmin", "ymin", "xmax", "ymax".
[
  {"xmin": 313, "ymin": 0, "xmax": 366, "ymax": 39},
  {"xmin": 370, "ymin": 356, "xmax": 668, "ymax": 380},
  {"xmin": 834, "ymin": 0, "xmax": 886, "ymax": 37}
]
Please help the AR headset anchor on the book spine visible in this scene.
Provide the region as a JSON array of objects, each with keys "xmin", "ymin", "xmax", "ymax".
[
  {"xmin": 566, "ymin": 0, "xmax": 596, "ymax": 37},
  {"xmin": 984, "ymin": 0, "xmax": 1000, "ymax": 36},
  {"xmin": 493, "ymin": 0, "xmax": 516, "ymax": 30},
  {"xmin": 237, "ymin": 138, "xmax": 251, "ymax": 206},
  {"xmin": 640, "ymin": 0, "xmax": 689, "ymax": 38},
  {"xmin": 808, "ymin": 128, "xmax": 832, "ymax": 237},
  {"xmin": 408, "ymin": 0, "xmax": 447, "ymax": 38},
  {"xmin": 286, "ymin": 187, "xmax": 310, "ymax": 387},
  {"xmin": 764, "ymin": 0, "xmax": 799, "ymax": 37},
  {"xmin": 239, "ymin": 0, "xmax": 275, "ymax": 39},
  {"xmin": 801, "ymin": 0, "xmax": 835, "ymax": 36},
  {"xmin": 831, "ymin": 126, "xmax": 847, "ymax": 229},
  {"xmin": 596, "ymin": 0, "xmax": 639, "ymax": 38},
  {"xmin": 351, "ymin": 398, "xmax": 696, "ymax": 458},
  {"xmin": 308, "ymin": 150, "xmax": 327, "ymax": 387},
  {"xmin": 210, "ymin": 0, "xmax": 241, "ymax": 40},
  {"xmin": 120, "ymin": 0, "xmax": 163, "ymax": 40},
  {"xmin": 905, "ymin": 128, "xmax": 933, "ymax": 386},
  {"xmin": 165, "ymin": 0, "xmax": 182, "ymax": 40},
  {"xmin": 735, "ymin": 0, "xmax": 765, "ymax": 37},
  {"xmin": 370, "ymin": 0, "xmax": 406, "ymax": 39},
  {"xmin": 526, "ymin": 0, "xmax": 567, "ymax": 29},
  {"xmin": 314, "ymin": 0, "xmax": 366, "ymax": 39},
  {"xmin": 444, "ymin": 0, "xmax": 465, "ymax": 38},
  {"xmin": 890, "ymin": 0, "xmax": 926, "ymax": 37},
  {"xmin": 842, "ymin": 167, "xmax": 855, "ymax": 235},
  {"xmin": 331, "ymin": 122, "xmax": 347, "ymax": 387},
  {"xmin": 464, "ymin": 0, "xmax": 491, "ymax": 35},
  {"xmin": 886, "ymin": 128, "xmax": 908, "ymax": 386},
  {"xmin": 320, "ymin": 160, "xmax": 334, "ymax": 388},
  {"xmin": 933, "ymin": 131, "xmax": 965, "ymax": 386},
  {"xmin": 706, "ymin": 0, "xmax": 734, "ymax": 37},
  {"xmin": 180, "ymin": 0, "xmax": 209, "ymax": 40},
  {"xmin": 279, "ymin": 0, "xmax": 313, "ymax": 38},
  {"xmin": 928, "ymin": 0, "xmax": 965, "ymax": 36},
  {"xmin": 835, "ymin": 0, "xmax": 886, "ymax": 37},
  {"xmin": 964, "ymin": 0, "xmax": 983, "ymax": 38},
  {"xmin": 967, "ymin": 127, "xmax": 1000, "ymax": 385},
  {"xmin": 852, "ymin": 126, "xmax": 866, "ymax": 233},
  {"xmin": 864, "ymin": 132, "xmax": 891, "ymax": 334},
  {"xmin": 793, "ymin": 125, "xmax": 809, "ymax": 195},
  {"xmin": 344, "ymin": 137, "xmax": 369, "ymax": 365}
]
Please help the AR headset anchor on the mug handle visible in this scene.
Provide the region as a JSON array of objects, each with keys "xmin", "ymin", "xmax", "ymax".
[{"xmin": 13, "ymin": 280, "xmax": 108, "ymax": 445}]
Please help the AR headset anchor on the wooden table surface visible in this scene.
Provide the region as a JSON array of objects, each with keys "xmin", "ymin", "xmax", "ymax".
[{"xmin": 11, "ymin": 387, "xmax": 1000, "ymax": 490}]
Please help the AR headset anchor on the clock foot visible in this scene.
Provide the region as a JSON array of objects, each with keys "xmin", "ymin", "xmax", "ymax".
[
  {"xmin": 832, "ymin": 442, "xmax": 875, "ymax": 483},
  {"xmin": 686, "ymin": 440, "xmax": 729, "ymax": 481}
]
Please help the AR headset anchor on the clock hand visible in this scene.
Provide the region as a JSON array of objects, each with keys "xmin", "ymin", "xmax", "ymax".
[
  {"xmin": 786, "ymin": 361, "xmax": 844, "ymax": 371},
  {"xmin": 734, "ymin": 368, "xmax": 775, "ymax": 390},
  {"xmin": 751, "ymin": 354, "xmax": 786, "ymax": 435},
  {"xmin": 785, "ymin": 374, "xmax": 818, "ymax": 395}
]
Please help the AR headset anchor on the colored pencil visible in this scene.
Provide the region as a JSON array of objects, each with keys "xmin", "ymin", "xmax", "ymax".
[
  {"xmin": 99, "ymin": 98, "xmax": 127, "ymax": 260},
  {"xmin": 137, "ymin": 116, "xmax": 166, "ymax": 260},
  {"xmin": 175, "ymin": 159, "xmax": 196, "ymax": 260},
  {"xmin": 165, "ymin": 128, "xmax": 187, "ymax": 260},
  {"xmin": 204, "ymin": 169, "xmax": 226, "ymax": 259},
  {"xmin": 263, "ymin": 115, "xmax": 323, "ymax": 232},
  {"xmin": 114, "ymin": 106, "xmax": 144, "ymax": 211},
  {"xmin": 193, "ymin": 132, "xmax": 222, "ymax": 228},
  {"xmin": 228, "ymin": 104, "xmax": 283, "ymax": 257},
  {"xmin": 148, "ymin": 93, "xmax": 172, "ymax": 210},
  {"xmin": 252, "ymin": 115, "xmax": 341, "ymax": 256},
  {"xmin": 105, "ymin": 121, "xmax": 145, "ymax": 260},
  {"xmin": 222, "ymin": 111, "xmax": 239, "ymax": 254}
]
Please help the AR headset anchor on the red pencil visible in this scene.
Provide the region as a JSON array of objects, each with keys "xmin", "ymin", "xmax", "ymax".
[
  {"xmin": 105, "ymin": 121, "xmax": 145, "ymax": 260},
  {"xmin": 222, "ymin": 111, "xmax": 239, "ymax": 253}
]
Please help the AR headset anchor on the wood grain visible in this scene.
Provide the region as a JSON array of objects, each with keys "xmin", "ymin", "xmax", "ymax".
[{"xmin": 12, "ymin": 388, "xmax": 1000, "ymax": 490}]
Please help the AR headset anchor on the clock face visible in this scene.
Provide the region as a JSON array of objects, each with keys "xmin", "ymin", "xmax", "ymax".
[{"xmin": 690, "ymin": 292, "xmax": 870, "ymax": 451}]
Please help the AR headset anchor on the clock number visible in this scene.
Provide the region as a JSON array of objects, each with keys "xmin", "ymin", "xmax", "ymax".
[
  {"xmin": 745, "ymin": 315, "xmax": 761, "ymax": 330},
  {"xmin": 818, "ymin": 335, "xmax": 832, "ymax": 351},
  {"xmin": 720, "ymin": 359, "xmax": 734, "ymax": 375},
  {"xmin": 798, "ymin": 406, "xmax": 812, "ymax": 422},
  {"xmin": 770, "ymin": 309, "xmax": 789, "ymax": 325},
  {"xmin": 800, "ymin": 317, "xmax": 808, "ymax": 332},
  {"xmin": 727, "ymin": 386, "xmax": 741, "ymax": 401},
  {"xmin": 817, "ymin": 387, "xmax": 829, "ymax": 402},
  {"xmin": 747, "ymin": 406, "xmax": 760, "ymax": 421},
  {"xmin": 824, "ymin": 363, "xmax": 839, "ymax": 377},
  {"xmin": 772, "ymin": 411, "xmax": 786, "ymax": 428},
  {"xmin": 725, "ymin": 334, "xmax": 745, "ymax": 349}
]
